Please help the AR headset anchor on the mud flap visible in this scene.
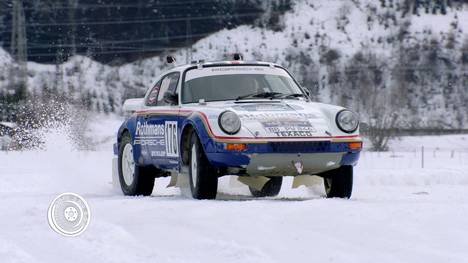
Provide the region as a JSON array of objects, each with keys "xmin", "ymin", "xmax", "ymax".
[
  {"xmin": 177, "ymin": 166, "xmax": 192, "ymax": 198},
  {"xmin": 237, "ymin": 176, "xmax": 270, "ymax": 191},
  {"xmin": 229, "ymin": 176, "xmax": 245, "ymax": 188},
  {"xmin": 292, "ymin": 175, "xmax": 316, "ymax": 188},
  {"xmin": 111, "ymin": 157, "xmax": 121, "ymax": 193},
  {"xmin": 166, "ymin": 172, "xmax": 178, "ymax": 188}
]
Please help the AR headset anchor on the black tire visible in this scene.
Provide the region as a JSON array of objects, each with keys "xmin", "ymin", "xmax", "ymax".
[
  {"xmin": 249, "ymin": 177, "xmax": 282, "ymax": 197},
  {"xmin": 323, "ymin": 166, "xmax": 353, "ymax": 199},
  {"xmin": 118, "ymin": 132, "xmax": 155, "ymax": 196},
  {"xmin": 188, "ymin": 131, "xmax": 218, "ymax": 199}
]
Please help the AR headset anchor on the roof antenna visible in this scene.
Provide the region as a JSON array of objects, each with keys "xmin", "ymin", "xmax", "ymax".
[
  {"xmin": 233, "ymin": 53, "xmax": 243, "ymax": 61},
  {"xmin": 166, "ymin": 55, "xmax": 176, "ymax": 65}
]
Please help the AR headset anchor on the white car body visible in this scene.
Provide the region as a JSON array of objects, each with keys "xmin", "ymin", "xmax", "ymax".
[{"xmin": 113, "ymin": 59, "xmax": 362, "ymax": 198}]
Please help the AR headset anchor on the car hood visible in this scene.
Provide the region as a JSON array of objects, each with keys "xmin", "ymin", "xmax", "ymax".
[{"xmin": 195, "ymin": 100, "xmax": 341, "ymax": 138}]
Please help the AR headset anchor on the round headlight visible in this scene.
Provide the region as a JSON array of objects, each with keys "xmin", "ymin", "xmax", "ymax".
[
  {"xmin": 336, "ymin": 110, "xmax": 359, "ymax": 133},
  {"xmin": 218, "ymin": 111, "xmax": 241, "ymax": 135}
]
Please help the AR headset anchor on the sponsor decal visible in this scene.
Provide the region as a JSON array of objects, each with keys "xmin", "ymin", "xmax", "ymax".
[
  {"xmin": 134, "ymin": 121, "xmax": 178, "ymax": 157},
  {"xmin": 263, "ymin": 121, "xmax": 316, "ymax": 136},
  {"xmin": 151, "ymin": 150, "xmax": 166, "ymax": 157},
  {"xmin": 210, "ymin": 67, "xmax": 265, "ymax": 72},
  {"xmin": 237, "ymin": 112, "xmax": 317, "ymax": 137},
  {"xmin": 260, "ymin": 114, "xmax": 316, "ymax": 137},
  {"xmin": 239, "ymin": 112, "xmax": 316, "ymax": 120},
  {"xmin": 234, "ymin": 104, "xmax": 292, "ymax": 112},
  {"xmin": 164, "ymin": 121, "xmax": 178, "ymax": 157},
  {"xmin": 271, "ymin": 130, "xmax": 315, "ymax": 137},
  {"xmin": 136, "ymin": 122, "xmax": 165, "ymax": 136}
]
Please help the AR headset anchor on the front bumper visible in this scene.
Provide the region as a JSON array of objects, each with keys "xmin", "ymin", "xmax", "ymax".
[{"xmin": 204, "ymin": 140, "xmax": 361, "ymax": 176}]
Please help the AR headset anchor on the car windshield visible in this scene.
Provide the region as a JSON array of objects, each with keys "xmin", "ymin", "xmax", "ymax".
[{"xmin": 182, "ymin": 66, "xmax": 303, "ymax": 103}]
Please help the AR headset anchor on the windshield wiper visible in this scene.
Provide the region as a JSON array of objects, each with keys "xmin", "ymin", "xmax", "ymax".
[
  {"xmin": 235, "ymin": 92, "xmax": 283, "ymax": 100},
  {"xmin": 278, "ymin": 93, "xmax": 306, "ymax": 99}
]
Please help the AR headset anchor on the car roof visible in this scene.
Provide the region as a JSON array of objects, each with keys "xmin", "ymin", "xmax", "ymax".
[{"xmin": 169, "ymin": 60, "xmax": 281, "ymax": 72}]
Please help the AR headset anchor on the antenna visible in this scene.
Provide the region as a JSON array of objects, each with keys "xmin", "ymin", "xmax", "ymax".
[
  {"xmin": 233, "ymin": 53, "xmax": 243, "ymax": 61},
  {"xmin": 166, "ymin": 55, "xmax": 176, "ymax": 64}
]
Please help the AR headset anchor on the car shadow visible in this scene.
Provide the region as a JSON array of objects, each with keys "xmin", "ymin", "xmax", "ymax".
[{"xmin": 215, "ymin": 192, "xmax": 324, "ymax": 201}]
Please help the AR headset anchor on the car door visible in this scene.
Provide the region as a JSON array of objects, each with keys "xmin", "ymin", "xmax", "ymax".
[
  {"xmin": 143, "ymin": 72, "xmax": 181, "ymax": 169},
  {"xmin": 138, "ymin": 79, "xmax": 162, "ymax": 161}
]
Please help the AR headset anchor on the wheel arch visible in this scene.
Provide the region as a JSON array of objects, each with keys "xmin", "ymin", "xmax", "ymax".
[
  {"xmin": 117, "ymin": 115, "xmax": 143, "ymax": 163},
  {"xmin": 180, "ymin": 114, "xmax": 213, "ymax": 165},
  {"xmin": 180, "ymin": 123, "xmax": 194, "ymax": 165}
]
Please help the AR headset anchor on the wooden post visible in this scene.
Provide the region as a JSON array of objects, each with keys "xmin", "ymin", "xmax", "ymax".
[{"xmin": 421, "ymin": 146, "xmax": 424, "ymax": 169}]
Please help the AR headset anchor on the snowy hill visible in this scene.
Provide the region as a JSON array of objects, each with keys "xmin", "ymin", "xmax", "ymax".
[{"xmin": 1, "ymin": 0, "xmax": 468, "ymax": 129}]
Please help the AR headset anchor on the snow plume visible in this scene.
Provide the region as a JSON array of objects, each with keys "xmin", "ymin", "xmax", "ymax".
[{"xmin": 11, "ymin": 98, "xmax": 90, "ymax": 151}]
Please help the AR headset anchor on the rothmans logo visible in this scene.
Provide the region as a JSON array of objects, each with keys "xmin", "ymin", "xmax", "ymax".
[{"xmin": 136, "ymin": 122, "xmax": 165, "ymax": 136}]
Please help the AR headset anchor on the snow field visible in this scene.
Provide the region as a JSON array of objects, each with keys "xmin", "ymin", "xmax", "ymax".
[{"xmin": 0, "ymin": 118, "xmax": 467, "ymax": 263}]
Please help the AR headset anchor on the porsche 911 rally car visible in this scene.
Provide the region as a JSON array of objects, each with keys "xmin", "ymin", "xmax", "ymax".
[{"xmin": 112, "ymin": 55, "xmax": 362, "ymax": 199}]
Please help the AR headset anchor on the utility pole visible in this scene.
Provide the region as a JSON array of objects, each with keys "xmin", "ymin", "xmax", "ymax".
[
  {"xmin": 68, "ymin": 0, "xmax": 78, "ymax": 56},
  {"xmin": 185, "ymin": 15, "xmax": 192, "ymax": 63},
  {"xmin": 54, "ymin": 40, "xmax": 64, "ymax": 97},
  {"xmin": 185, "ymin": 0, "xmax": 194, "ymax": 64},
  {"xmin": 9, "ymin": 0, "xmax": 28, "ymax": 95}
]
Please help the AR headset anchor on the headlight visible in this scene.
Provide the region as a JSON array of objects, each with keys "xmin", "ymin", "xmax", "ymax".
[
  {"xmin": 336, "ymin": 110, "xmax": 359, "ymax": 133},
  {"xmin": 218, "ymin": 111, "xmax": 241, "ymax": 135}
]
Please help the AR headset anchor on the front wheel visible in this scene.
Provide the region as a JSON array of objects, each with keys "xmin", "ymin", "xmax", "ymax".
[
  {"xmin": 322, "ymin": 166, "xmax": 353, "ymax": 199},
  {"xmin": 188, "ymin": 131, "xmax": 218, "ymax": 199},
  {"xmin": 249, "ymin": 177, "xmax": 282, "ymax": 197},
  {"xmin": 118, "ymin": 133, "xmax": 155, "ymax": 196}
]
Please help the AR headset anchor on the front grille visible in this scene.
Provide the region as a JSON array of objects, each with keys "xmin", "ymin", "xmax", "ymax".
[{"xmin": 269, "ymin": 141, "xmax": 333, "ymax": 153}]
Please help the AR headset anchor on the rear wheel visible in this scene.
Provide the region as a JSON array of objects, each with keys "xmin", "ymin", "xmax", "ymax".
[
  {"xmin": 322, "ymin": 166, "xmax": 353, "ymax": 199},
  {"xmin": 188, "ymin": 131, "xmax": 218, "ymax": 199},
  {"xmin": 249, "ymin": 177, "xmax": 282, "ymax": 197},
  {"xmin": 118, "ymin": 133, "xmax": 155, "ymax": 196}
]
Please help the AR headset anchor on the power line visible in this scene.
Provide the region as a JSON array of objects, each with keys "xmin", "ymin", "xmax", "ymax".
[
  {"xmin": 1, "ymin": 0, "xmax": 226, "ymax": 11},
  {"xmin": 27, "ymin": 46, "xmax": 179, "ymax": 57},
  {"xmin": 22, "ymin": 12, "xmax": 263, "ymax": 27},
  {"xmin": 2, "ymin": 32, "xmax": 213, "ymax": 49},
  {"xmin": 0, "ymin": 14, "xmax": 258, "ymax": 34},
  {"xmin": 0, "ymin": 12, "xmax": 265, "ymax": 35}
]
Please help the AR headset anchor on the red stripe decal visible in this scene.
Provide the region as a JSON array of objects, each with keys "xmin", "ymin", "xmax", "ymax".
[{"xmin": 136, "ymin": 109, "xmax": 360, "ymax": 141}]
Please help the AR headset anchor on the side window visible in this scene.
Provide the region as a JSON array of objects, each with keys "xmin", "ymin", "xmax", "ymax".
[
  {"xmin": 145, "ymin": 80, "xmax": 162, "ymax": 106},
  {"xmin": 157, "ymin": 72, "xmax": 180, "ymax": 105}
]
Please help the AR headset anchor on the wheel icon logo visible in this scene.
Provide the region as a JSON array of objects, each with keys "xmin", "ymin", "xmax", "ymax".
[{"xmin": 47, "ymin": 193, "xmax": 90, "ymax": 236}]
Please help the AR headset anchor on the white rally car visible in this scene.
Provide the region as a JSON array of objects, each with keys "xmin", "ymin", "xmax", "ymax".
[{"xmin": 113, "ymin": 56, "xmax": 362, "ymax": 199}]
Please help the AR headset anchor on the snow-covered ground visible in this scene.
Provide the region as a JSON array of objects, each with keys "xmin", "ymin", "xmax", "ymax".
[{"xmin": 1, "ymin": 117, "xmax": 468, "ymax": 263}]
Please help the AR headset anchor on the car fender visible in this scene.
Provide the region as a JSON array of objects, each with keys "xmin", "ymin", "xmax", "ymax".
[
  {"xmin": 180, "ymin": 112, "xmax": 217, "ymax": 154},
  {"xmin": 116, "ymin": 114, "xmax": 145, "ymax": 163}
]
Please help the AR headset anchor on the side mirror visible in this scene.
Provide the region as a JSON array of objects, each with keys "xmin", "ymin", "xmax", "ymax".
[
  {"xmin": 122, "ymin": 98, "xmax": 143, "ymax": 113},
  {"xmin": 163, "ymin": 91, "xmax": 178, "ymax": 105}
]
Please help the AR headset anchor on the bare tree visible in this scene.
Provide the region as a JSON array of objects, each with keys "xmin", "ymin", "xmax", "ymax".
[{"xmin": 365, "ymin": 109, "xmax": 399, "ymax": 151}]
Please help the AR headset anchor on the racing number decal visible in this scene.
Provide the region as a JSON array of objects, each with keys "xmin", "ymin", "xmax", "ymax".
[{"xmin": 165, "ymin": 121, "xmax": 178, "ymax": 157}]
